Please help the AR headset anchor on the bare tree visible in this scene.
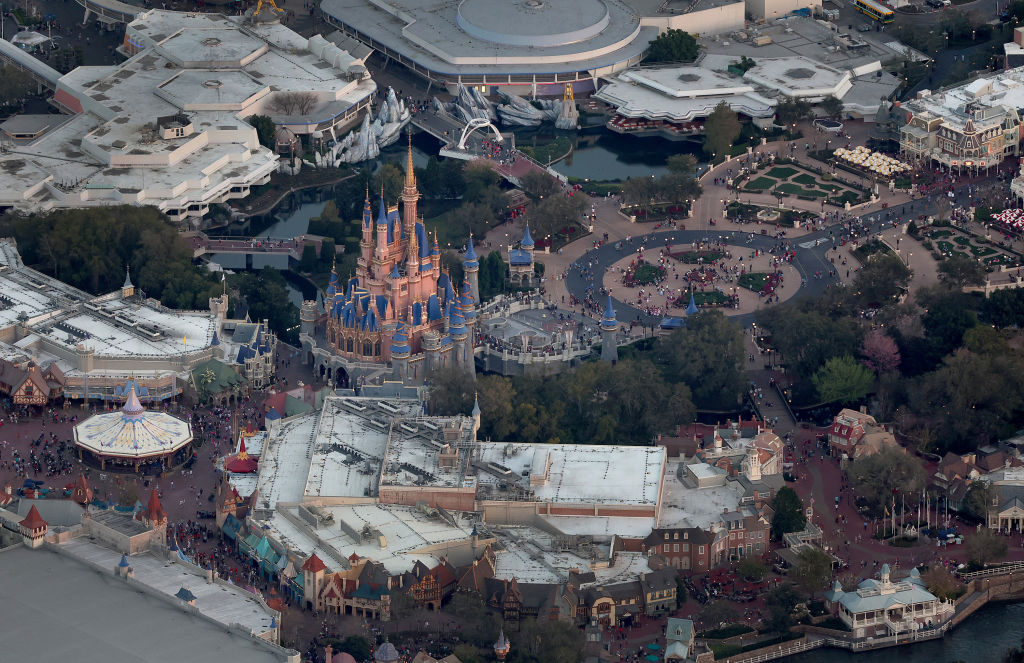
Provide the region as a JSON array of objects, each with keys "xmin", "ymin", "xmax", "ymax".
[{"xmin": 267, "ymin": 92, "xmax": 317, "ymax": 116}]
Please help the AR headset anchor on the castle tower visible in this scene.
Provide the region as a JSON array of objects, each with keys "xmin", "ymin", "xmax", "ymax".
[
  {"xmin": 72, "ymin": 474, "xmax": 93, "ymax": 506},
  {"xmin": 460, "ymin": 274, "xmax": 477, "ymax": 374},
  {"xmin": 122, "ymin": 266, "xmax": 135, "ymax": 298},
  {"xmin": 300, "ymin": 300, "xmax": 317, "ymax": 336},
  {"xmin": 116, "ymin": 553, "xmax": 134, "ymax": 579},
  {"xmin": 401, "ymin": 132, "xmax": 419, "ymax": 231},
  {"xmin": 361, "ymin": 186, "xmax": 374, "ymax": 249},
  {"xmin": 214, "ymin": 472, "xmax": 237, "ymax": 529},
  {"xmin": 19, "ymin": 504, "xmax": 47, "ymax": 549},
  {"xmin": 449, "ymin": 289, "xmax": 470, "ymax": 374},
  {"xmin": 301, "ymin": 554, "xmax": 327, "ymax": 611},
  {"xmin": 422, "ymin": 331, "xmax": 441, "ymax": 374},
  {"xmin": 494, "ymin": 629, "xmax": 511, "ymax": 661},
  {"xmin": 463, "ymin": 235, "xmax": 480, "ymax": 304},
  {"xmin": 600, "ymin": 295, "xmax": 618, "ymax": 363},
  {"xmin": 136, "ymin": 488, "xmax": 168, "ymax": 547},
  {"xmin": 431, "ymin": 231, "xmax": 442, "ymax": 272},
  {"xmin": 521, "ymin": 225, "xmax": 535, "ymax": 260},
  {"xmin": 390, "ymin": 320, "xmax": 411, "ymax": 382}
]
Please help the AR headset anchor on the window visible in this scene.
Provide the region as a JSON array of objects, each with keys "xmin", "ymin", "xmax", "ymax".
[
  {"xmin": 683, "ymin": 532, "xmax": 688, "ymax": 540},
  {"xmin": 673, "ymin": 544, "xmax": 679, "ymax": 552},
  {"xmin": 673, "ymin": 532, "xmax": 679, "ymax": 540},
  {"xmin": 664, "ymin": 533, "xmax": 669, "ymax": 540},
  {"xmin": 699, "ymin": 546, "xmax": 705, "ymax": 555}
]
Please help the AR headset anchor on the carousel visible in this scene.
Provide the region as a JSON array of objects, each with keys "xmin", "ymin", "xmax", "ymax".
[{"xmin": 73, "ymin": 383, "xmax": 193, "ymax": 473}]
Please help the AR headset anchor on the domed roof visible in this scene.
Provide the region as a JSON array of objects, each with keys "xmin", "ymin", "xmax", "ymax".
[
  {"xmin": 274, "ymin": 126, "xmax": 296, "ymax": 143},
  {"xmin": 374, "ymin": 641, "xmax": 400, "ymax": 662},
  {"xmin": 74, "ymin": 385, "xmax": 192, "ymax": 460},
  {"xmin": 333, "ymin": 653, "xmax": 357, "ymax": 663}
]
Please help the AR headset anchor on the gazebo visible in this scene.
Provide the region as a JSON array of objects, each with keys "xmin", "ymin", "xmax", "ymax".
[{"xmin": 73, "ymin": 383, "xmax": 193, "ymax": 472}]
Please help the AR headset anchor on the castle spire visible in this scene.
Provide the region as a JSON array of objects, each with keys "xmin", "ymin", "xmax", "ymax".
[{"xmin": 404, "ymin": 130, "xmax": 416, "ymax": 191}]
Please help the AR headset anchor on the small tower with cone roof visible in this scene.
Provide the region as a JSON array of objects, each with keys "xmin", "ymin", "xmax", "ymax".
[
  {"xmin": 600, "ymin": 295, "xmax": 618, "ymax": 363},
  {"xmin": 19, "ymin": 504, "xmax": 47, "ymax": 548},
  {"xmin": 136, "ymin": 488, "xmax": 168, "ymax": 547},
  {"xmin": 471, "ymin": 392, "xmax": 481, "ymax": 438},
  {"xmin": 122, "ymin": 266, "xmax": 135, "ymax": 298}
]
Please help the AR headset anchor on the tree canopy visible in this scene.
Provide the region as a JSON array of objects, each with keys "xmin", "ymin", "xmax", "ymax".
[
  {"xmin": 646, "ymin": 29, "xmax": 699, "ymax": 63},
  {"xmin": 938, "ymin": 254, "xmax": 986, "ymax": 289},
  {"xmin": 847, "ymin": 446, "xmax": 926, "ymax": 516},
  {"xmin": 232, "ymin": 267, "xmax": 300, "ymax": 344},
  {"xmin": 247, "ymin": 115, "xmax": 276, "ymax": 150},
  {"xmin": 771, "ymin": 487, "xmax": 806, "ymax": 541},
  {"xmin": 655, "ymin": 310, "xmax": 744, "ymax": 409},
  {"xmin": 812, "ymin": 355, "xmax": 874, "ymax": 405},
  {"xmin": 703, "ymin": 102, "xmax": 741, "ymax": 159},
  {"xmin": 0, "ymin": 206, "xmax": 222, "ymax": 310},
  {"xmin": 791, "ymin": 547, "xmax": 834, "ymax": 596}
]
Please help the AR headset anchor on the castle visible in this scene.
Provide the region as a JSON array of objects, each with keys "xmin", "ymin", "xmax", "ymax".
[{"xmin": 300, "ymin": 141, "xmax": 478, "ymax": 386}]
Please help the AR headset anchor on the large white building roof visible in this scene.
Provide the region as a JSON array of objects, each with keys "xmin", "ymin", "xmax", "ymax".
[
  {"xmin": 0, "ymin": 10, "xmax": 375, "ymax": 218},
  {"xmin": 903, "ymin": 67, "xmax": 1024, "ymax": 133},
  {"xmin": 319, "ymin": 0, "xmax": 655, "ymax": 80}
]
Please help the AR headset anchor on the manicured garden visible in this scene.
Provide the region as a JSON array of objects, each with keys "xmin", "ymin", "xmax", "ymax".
[
  {"xmin": 920, "ymin": 223, "xmax": 1019, "ymax": 268},
  {"xmin": 734, "ymin": 159, "xmax": 865, "ymax": 206},
  {"xmin": 671, "ymin": 250, "xmax": 725, "ymax": 264},
  {"xmin": 738, "ymin": 272, "xmax": 770, "ymax": 292}
]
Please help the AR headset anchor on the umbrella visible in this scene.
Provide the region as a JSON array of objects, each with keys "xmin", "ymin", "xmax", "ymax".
[
  {"xmin": 648, "ymin": 643, "xmax": 661, "ymax": 650},
  {"xmin": 645, "ymin": 655, "xmax": 660, "ymax": 662}
]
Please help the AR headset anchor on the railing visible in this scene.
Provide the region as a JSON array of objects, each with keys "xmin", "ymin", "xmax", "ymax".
[
  {"xmin": 722, "ymin": 637, "xmax": 822, "ymax": 662},
  {"xmin": 957, "ymin": 561, "xmax": 1024, "ymax": 580}
]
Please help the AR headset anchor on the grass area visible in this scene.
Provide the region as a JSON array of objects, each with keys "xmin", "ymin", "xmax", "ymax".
[
  {"xmin": 693, "ymin": 291, "xmax": 730, "ymax": 306},
  {"xmin": 766, "ymin": 166, "xmax": 797, "ymax": 179},
  {"xmin": 710, "ymin": 643, "xmax": 742, "ymax": 659},
  {"xmin": 831, "ymin": 190, "xmax": 861, "ymax": 205},
  {"xmin": 971, "ymin": 245, "xmax": 996, "ymax": 257},
  {"xmin": 632, "ymin": 263, "xmax": 664, "ymax": 285},
  {"xmin": 852, "ymin": 239, "xmax": 893, "ymax": 263},
  {"xmin": 698, "ymin": 624, "xmax": 755, "ymax": 639},
  {"xmin": 929, "ymin": 230, "xmax": 953, "ymax": 239},
  {"xmin": 746, "ymin": 176, "xmax": 777, "ymax": 191},
  {"xmin": 777, "ymin": 183, "xmax": 826, "ymax": 197},
  {"xmin": 519, "ymin": 135, "xmax": 572, "ymax": 165},
  {"xmin": 954, "ymin": 236, "xmax": 972, "ymax": 246},
  {"xmin": 792, "ymin": 173, "xmax": 819, "ymax": 187},
  {"xmin": 738, "ymin": 272, "xmax": 770, "ymax": 292}
]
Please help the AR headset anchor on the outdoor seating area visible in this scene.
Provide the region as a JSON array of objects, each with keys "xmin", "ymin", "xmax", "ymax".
[{"xmin": 833, "ymin": 146, "xmax": 911, "ymax": 179}]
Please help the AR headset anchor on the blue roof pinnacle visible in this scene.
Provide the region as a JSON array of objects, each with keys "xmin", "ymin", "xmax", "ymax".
[{"xmin": 521, "ymin": 225, "xmax": 534, "ymax": 248}]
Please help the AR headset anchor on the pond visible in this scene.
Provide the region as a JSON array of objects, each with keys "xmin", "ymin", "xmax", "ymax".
[{"xmin": 547, "ymin": 129, "xmax": 702, "ymax": 181}]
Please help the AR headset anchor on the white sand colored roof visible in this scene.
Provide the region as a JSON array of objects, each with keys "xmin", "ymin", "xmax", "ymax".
[{"xmin": 73, "ymin": 384, "xmax": 192, "ymax": 459}]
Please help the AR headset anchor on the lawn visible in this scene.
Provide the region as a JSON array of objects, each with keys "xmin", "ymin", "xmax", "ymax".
[
  {"xmin": 831, "ymin": 190, "xmax": 861, "ymax": 205},
  {"xmin": 766, "ymin": 166, "xmax": 797, "ymax": 179},
  {"xmin": 970, "ymin": 245, "xmax": 996, "ymax": 257},
  {"xmin": 673, "ymin": 250, "xmax": 725, "ymax": 264},
  {"xmin": 954, "ymin": 236, "xmax": 971, "ymax": 246},
  {"xmin": 929, "ymin": 230, "xmax": 953, "ymax": 239},
  {"xmin": 738, "ymin": 272, "xmax": 770, "ymax": 292},
  {"xmin": 746, "ymin": 176, "xmax": 777, "ymax": 191},
  {"xmin": 777, "ymin": 183, "xmax": 826, "ymax": 197},
  {"xmin": 693, "ymin": 291, "xmax": 730, "ymax": 306},
  {"xmin": 936, "ymin": 240, "xmax": 955, "ymax": 253},
  {"xmin": 792, "ymin": 173, "xmax": 820, "ymax": 187}
]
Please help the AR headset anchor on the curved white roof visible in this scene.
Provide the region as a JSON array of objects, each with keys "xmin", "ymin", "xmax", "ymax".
[{"xmin": 74, "ymin": 385, "xmax": 192, "ymax": 459}]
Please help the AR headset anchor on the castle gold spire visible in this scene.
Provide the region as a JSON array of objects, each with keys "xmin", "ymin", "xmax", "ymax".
[{"xmin": 404, "ymin": 130, "xmax": 416, "ymax": 191}]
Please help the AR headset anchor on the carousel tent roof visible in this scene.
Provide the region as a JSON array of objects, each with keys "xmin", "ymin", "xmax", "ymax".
[{"xmin": 73, "ymin": 384, "xmax": 192, "ymax": 460}]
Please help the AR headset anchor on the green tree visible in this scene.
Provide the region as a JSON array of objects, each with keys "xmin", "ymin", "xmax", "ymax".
[
  {"xmin": 372, "ymin": 162, "xmax": 405, "ymax": 204},
  {"xmin": 981, "ymin": 287, "xmax": 1024, "ymax": 328},
  {"xmin": 791, "ymin": 547, "xmax": 833, "ymax": 596},
  {"xmin": 966, "ymin": 528, "xmax": 1008, "ymax": 566},
  {"xmin": 732, "ymin": 55, "xmax": 756, "ymax": 74},
  {"xmin": 698, "ymin": 599, "xmax": 739, "ymax": 628},
  {"xmin": 622, "ymin": 176, "xmax": 656, "ymax": 207},
  {"xmin": 938, "ymin": 254, "xmax": 986, "ymax": 288},
  {"xmin": 427, "ymin": 366, "xmax": 477, "ymax": 415},
  {"xmin": 478, "ymin": 251, "xmax": 508, "ymax": 301},
  {"xmin": 0, "ymin": 64, "xmax": 35, "ymax": 107},
  {"xmin": 963, "ymin": 481, "xmax": 994, "ymax": 522},
  {"xmin": 922, "ymin": 565, "xmax": 962, "ymax": 600},
  {"xmin": 667, "ymin": 153, "xmax": 698, "ymax": 175},
  {"xmin": 234, "ymin": 267, "xmax": 300, "ymax": 343},
  {"xmin": 703, "ymin": 102, "xmax": 741, "ymax": 159},
  {"xmin": 520, "ymin": 170, "xmax": 560, "ymax": 200},
  {"xmin": 646, "ymin": 28, "xmax": 699, "ymax": 63},
  {"xmin": 853, "ymin": 254, "xmax": 910, "ymax": 307},
  {"xmin": 775, "ymin": 97, "xmax": 813, "ymax": 126},
  {"xmin": 847, "ymin": 446, "xmax": 927, "ymax": 516},
  {"xmin": 337, "ymin": 635, "xmax": 372, "ymax": 661},
  {"xmin": 247, "ymin": 114, "xmax": 276, "ymax": 150},
  {"xmin": 737, "ymin": 557, "xmax": 768, "ymax": 581},
  {"xmin": 763, "ymin": 584, "xmax": 801, "ymax": 633},
  {"xmin": 771, "ymin": 487, "xmax": 806, "ymax": 541},
  {"xmin": 820, "ymin": 95, "xmax": 844, "ymax": 119},
  {"xmin": 812, "ymin": 355, "xmax": 874, "ymax": 405},
  {"xmin": 656, "ymin": 310, "xmax": 743, "ymax": 409},
  {"xmin": 922, "ymin": 296, "xmax": 978, "ymax": 357}
]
